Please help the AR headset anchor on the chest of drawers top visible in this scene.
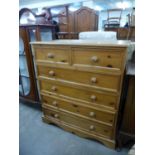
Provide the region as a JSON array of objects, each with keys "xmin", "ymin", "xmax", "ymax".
[
  {"xmin": 31, "ymin": 40, "xmax": 129, "ymax": 73},
  {"xmin": 31, "ymin": 39, "xmax": 130, "ymax": 47}
]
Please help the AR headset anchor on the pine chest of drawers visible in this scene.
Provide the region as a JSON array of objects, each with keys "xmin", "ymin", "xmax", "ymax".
[{"xmin": 31, "ymin": 40, "xmax": 129, "ymax": 149}]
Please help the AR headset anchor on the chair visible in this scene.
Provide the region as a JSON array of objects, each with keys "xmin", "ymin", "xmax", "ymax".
[{"xmin": 104, "ymin": 9, "xmax": 122, "ymax": 28}]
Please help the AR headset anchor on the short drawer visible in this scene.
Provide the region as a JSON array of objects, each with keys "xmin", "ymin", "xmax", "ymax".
[
  {"xmin": 39, "ymin": 79, "xmax": 118, "ymax": 109},
  {"xmin": 72, "ymin": 47, "xmax": 124, "ymax": 70},
  {"xmin": 41, "ymin": 94, "xmax": 116, "ymax": 126},
  {"xmin": 43, "ymin": 107, "xmax": 113, "ymax": 138},
  {"xmin": 34, "ymin": 47, "xmax": 70, "ymax": 64},
  {"xmin": 37, "ymin": 65, "xmax": 121, "ymax": 92}
]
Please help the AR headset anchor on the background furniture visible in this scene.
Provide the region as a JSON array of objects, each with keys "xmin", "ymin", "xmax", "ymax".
[
  {"xmin": 105, "ymin": 27, "xmax": 135, "ymax": 41},
  {"xmin": 120, "ymin": 75, "xmax": 135, "ymax": 144},
  {"xmin": 49, "ymin": 5, "xmax": 69, "ymax": 36},
  {"xmin": 51, "ymin": 6, "xmax": 99, "ymax": 39},
  {"xmin": 74, "ymin": 7, "xmax": 98, "ymax": 33},
  {"xmin": 118, "ymin": 55, "xmax": 135, "ymax": 148},
  {"xmin": 104, "ymin": 9, "xmax": 122, "ymax": 28},
  {"xmin": 32, "ymin": 40, "xmax": 129, "ymax": 149},
  {"xmin": 19, "ymin": 27, "xmax": 38, "ymax": 102},
  {"xmin": 19, "ymin": 8, "xmax": 56, "ymax": 103}
]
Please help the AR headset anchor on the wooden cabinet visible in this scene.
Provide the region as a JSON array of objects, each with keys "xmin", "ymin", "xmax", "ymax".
[
  {"xmin": 50, "ymin": 6, "xmax": 98, "ymax": 39},
  {"xmin": 19, "ymin": 8, "xmax": 57, "ymax": 103},
  {"xmin": 118, "ymin": 75, "xmax": 135, "ymax": 147},
  {"xmin": 74, "ymin": 7, "xmax": 98, "ymax": 33},
  {"xmin": 19, "ymin": 27, "xmax": 39, "ymax": 102},
  {"xmin": 105, "ymin": 27, "xmax": 135, "ymax": 41},
  {"xmin": 31, "ymin": 40, "xmax": 129, "ymax": 149},
  {"xmin": 19, "ymin": 28, "xmax": 38, "ymax": 101},
  {"xmin": 19, "ymin": 25, "xmax": 56, "ymax": 103},
  {"xmin": 49, "ymin": 5, "xmax": 69, "ymax": 32},
  {"xmin": 121, "ymin": 76, "xmax": 135, "ymax": 134}
]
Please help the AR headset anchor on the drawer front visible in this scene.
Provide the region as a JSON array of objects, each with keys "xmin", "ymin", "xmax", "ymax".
[
  {"xmin": 35, "ymin": 47, "xmax": 70, "ymax": 64},
  {"xmin": 37, "ymin": 65, "xmax": 120, "ymax": 92},
  {"xmin": 43, "ymin": 107, "xmax": 113, "ymax": 138},
  {"xmin": 72, "ymin": 48, "xmax": 123, "ymax": 70},
  {"xmin": 39, "ymin": 79, "xmax": 118, "ymax": 109},
  {"xmin": 41, "ymin": 94, "xmax": 115, "ymax": 125}
]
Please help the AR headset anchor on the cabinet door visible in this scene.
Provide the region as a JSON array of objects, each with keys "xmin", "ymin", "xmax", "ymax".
[
  {"xmin": 19, "ymin": 34, "xmax": 30, "ymax": 96},
  {"xmin": 19, "ymin": 28, "xmax": 39, "ymax": 101},
  {"xmin": 40, "ymin": 28, "xmax": 53, "ymax": 41},
  {"xmin": 74, "ymin": 7, "xmax": 98, "ymax": 32}
]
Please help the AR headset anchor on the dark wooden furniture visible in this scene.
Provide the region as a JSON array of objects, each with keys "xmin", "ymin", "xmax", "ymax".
[
  {"xmin": 49, "ymin": 6, "xmax": 98, "ymax": 39},
  {"xmin": 19, "ymin": 8, "xmax": 56, "ymax": 103},
  {"xmin": 74, "ymin": 7, "xmax": 98, "ymax": 33},
  {"xmin": 120, "ymin": 75, "xmax": 135, "ymax": 143},
  {"xmin": 19, "ymin": 27, "xmax": 39, "ymax": 102},
  {"xmin": 105, "ymin": 27, "xmax": 135, "ymax": 41},
  {"xmin": 117, "ymin": 57, "xmax": 135, "ymax": 148},
  {"xmin": 49, "ymin": 5, "xmax": 69, "ymax": 32}
]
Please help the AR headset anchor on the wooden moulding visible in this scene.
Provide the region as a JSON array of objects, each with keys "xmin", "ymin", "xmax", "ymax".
[{"xmin": 42, "ymin": 115, "xmax": 115, "ymax": 149}]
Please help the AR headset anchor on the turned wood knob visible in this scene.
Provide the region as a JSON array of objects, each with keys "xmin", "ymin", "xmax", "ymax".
[
  {"xmin": 91, "ymin": 77, "xmax": 97, "ymax": 83},
  {"xmin": 49, "ymin": 71, "xmax": 55, "ymax": 76},
  {"xmin": 51, "ymin": 86, "xmax": 57, "ymax": 91},
  {"xmin": 54, "ymin": 114, "xmax": 59, "ymax": 118},
  {"xmin": 89, "ymin": 125, "xmax": 95, "ymax": 130},
  {"xmin": 90, "ymin": 95, "xmax": 97, "ymax": 101},
  {"xmin": 60, "ymin": 59, "xmax": 66, "ymax": 62},
  {"xmin": 91, "ymin": 56, "xmax": 98, "ymax": 62},
  {"xmin": 107, "ymin": 64, "xmax": 113, "ymax": 68},
  {"xmin": 52, "ymin": 101, "xmax": 58, "ymax": 106},
  {"xmin": 47, "ymin": 53, "xmax": 54, "ymax": 58},
  {"xmin": 89, "ymin": 111, "xmax": 95, "ymax": 117}
]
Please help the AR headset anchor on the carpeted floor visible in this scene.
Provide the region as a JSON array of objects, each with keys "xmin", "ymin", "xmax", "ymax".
[{"xmin": 19, "ymin": 102, "xmax": 129, "ymax": 155}]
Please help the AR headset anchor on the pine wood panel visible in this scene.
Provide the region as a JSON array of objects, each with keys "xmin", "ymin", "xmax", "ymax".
[
  {"xmin": 72, "ymin": 47, "xmax": 124, "ymax": 70},
  {"xmin": 39, "ymin": 79, "xmax": 118, "ymax": 110},
  {"xmin": 43, "ymin": 107, "xmax": 113, "ymax": 139},
  {"xmin": 37, "ymin": 65, "xmax": 121, "ymax": 92},
  {"xmin": 41, "ymin": 93, "xmax": 116, "ymax": 126},
  {"xmin": 42, "ymin": 116, "xmax": 115, "ymax": 148},
  {"xmin": 34, "ymin": 46, "xmax": 70, "ymax": 65}
]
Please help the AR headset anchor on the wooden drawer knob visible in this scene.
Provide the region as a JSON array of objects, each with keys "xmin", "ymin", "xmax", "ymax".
[
  {"xmin": 52, "ymin": 101, "xmax": 58, "ymax": 106},
  {"xmin": 90, "ymin": 95, "xmax": 97, "ymax": 101},
  {"xmin": 91, "ymin": 56, "xmax": 98, "ymax": 62},
  {"xmin": 49, "ymin": 71, "xmax": 55, "ymax": 76},
  {"xmin": 51, "ymin": 86, "xmax": 57, "ymax": 91},
  {"xmin": 60, "ymin": 59, "xmax": 66, "ymax": 62},
  {"xmin": 91, "ymin": 77, "xmax": 97, "ymax": 83},
  {"xmin": 89, "ymin": 125, "xmax": 95, "ymax": 130},
  {"xmin": 107, "ymin": 64, "xmax": 113, "ymax": 68},
  {"xmin": 47, "ymin": 53, "xmax": 54, "ymax": 58},
  {"xmin": 89, "ymin": 111, "xmax": 95, "ymax": 117},
  {"xmin": 54, "ymin": 114, "xmax": 59, "ymax": 118}
]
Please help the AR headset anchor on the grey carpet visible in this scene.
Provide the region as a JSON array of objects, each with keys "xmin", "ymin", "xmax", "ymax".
[{"xmin": 19, "ymin": 102, "xmax": 129, "ymax": 155}]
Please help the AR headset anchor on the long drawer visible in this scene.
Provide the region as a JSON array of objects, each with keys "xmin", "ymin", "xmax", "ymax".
[
  {"xmin": 72, "ymin": 47, "xmax": 124, "ymax": 70},
  {"xmin": 41, "ymin": 93, "xmax": 116, "ymax": 126},
  {"xmin": 37, "ymin": 65, "xmax": 121, "ymax": 92},
  {"xmin": 34, "ymin": 46, "xmax": 70, "ymax": 65},
  {"xmin": 39, "ymin": 78, "xmax": 118, "ymax": 109},
  {"xmin": 43, "ymin": 107, "xmax": 113, "ymax": 139}
]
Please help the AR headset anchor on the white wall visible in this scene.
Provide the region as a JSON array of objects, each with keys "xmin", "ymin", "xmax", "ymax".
[{"xmin": 19, "ymin": 0, "xmax": 89, "ymax": 9}]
